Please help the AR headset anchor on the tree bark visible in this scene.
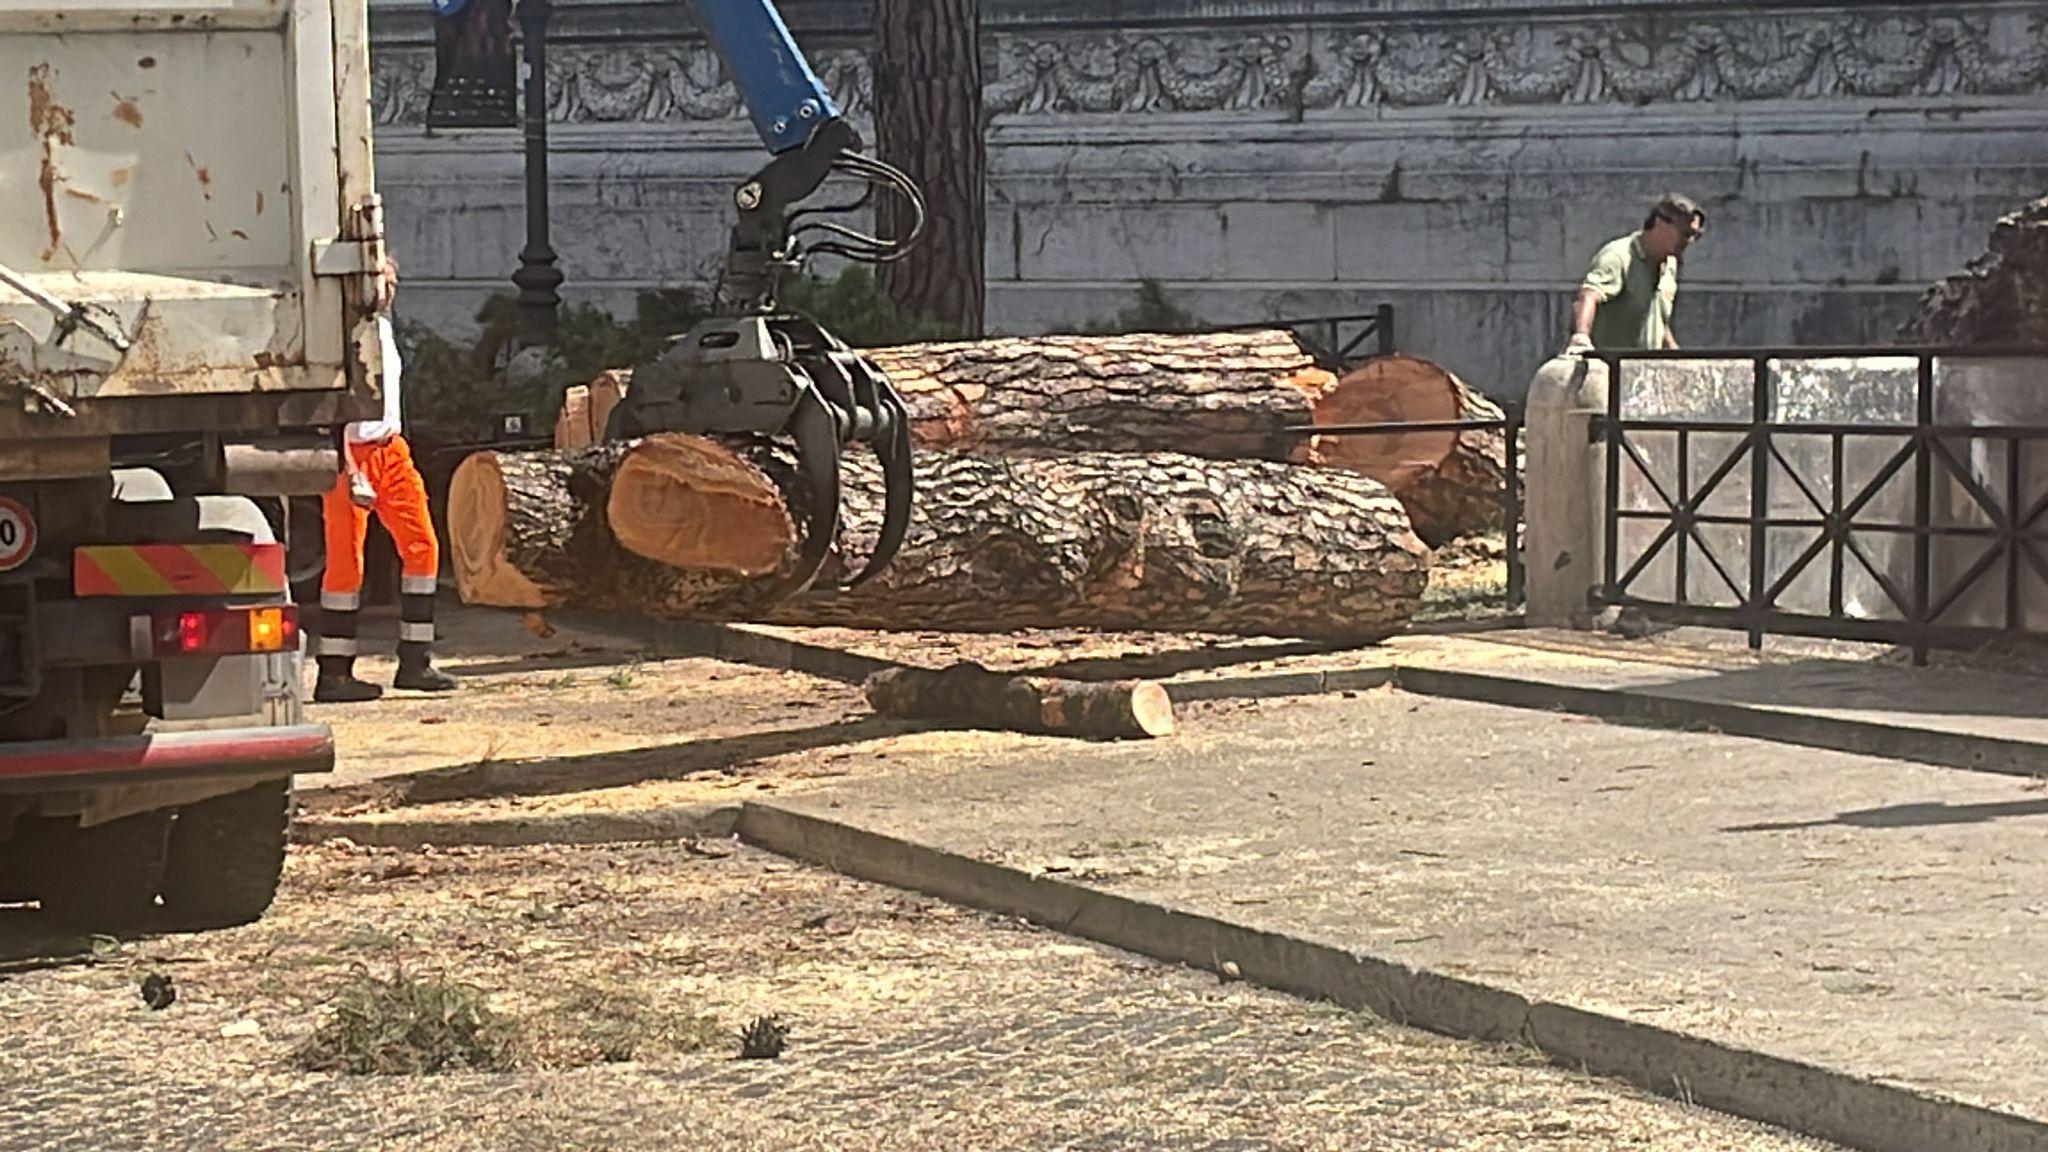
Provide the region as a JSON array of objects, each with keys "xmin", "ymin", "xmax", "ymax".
[
  {"xmin": 1901, "ymin": 195, "xmax": 2048, "ymax": 346},
  {"xmin": 865, "ymin": 333, "xmax": 1504, "ymax": 546},
  {"xmin": 863, "ymin": 663, "xmax": 1175, "ymax": 739},
  {"xmin": 449, "ymin": 434, "xmax": 1430, "ymax": 641},
  {"xmin": 873, "ymin": 0, "xmax": 985, "ymax": 335}
]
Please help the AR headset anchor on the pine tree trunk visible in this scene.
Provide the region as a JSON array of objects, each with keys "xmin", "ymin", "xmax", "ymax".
[
  {"xmin": 449, "ymin": 435, "xmax": 1430, "ymax": 641},
  {"xmin": 873, "ymin": 0, "xmax": 985, "ymax": 335}
]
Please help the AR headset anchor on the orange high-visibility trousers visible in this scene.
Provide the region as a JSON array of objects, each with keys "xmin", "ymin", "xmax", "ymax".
[{"xmin": 317, "ymin": 434, "xmax": 440, "ymax": 658}]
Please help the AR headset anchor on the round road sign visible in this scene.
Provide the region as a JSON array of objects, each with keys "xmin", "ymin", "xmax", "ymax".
[{"xmin": 0, "ymin": 497, "xmax": 37, "ymax": 572}]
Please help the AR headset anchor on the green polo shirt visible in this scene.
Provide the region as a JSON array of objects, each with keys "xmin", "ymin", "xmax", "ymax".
[{"xmin": 1582, "ymin": 234, "xmax": 1678, "ymax": 350}]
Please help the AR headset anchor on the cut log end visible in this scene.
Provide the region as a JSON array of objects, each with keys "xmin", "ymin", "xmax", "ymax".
[
  {"xmin": 1312, "ymin": 355, "xmax": 1467, "ymax": 473},
  {"xmin": 448, "ymin": 452, "xmax": 549, "ymax": 610},
  {"xmin": 1310, "ymin": 354, "xmax": 1507, "ymax": 548},
  {"xmin": 607, "ymin": 437, "xmax": 793, "ymax": 577},
  {"xmin": 1120, "ymin": 680, "xmax": 1177, "ymax": 738}
]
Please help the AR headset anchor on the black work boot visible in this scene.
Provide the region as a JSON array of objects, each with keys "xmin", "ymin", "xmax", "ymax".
[
  {"xmin": 313, "ymin": 655, "xmax": 384, "ymax": 704},
  {"xmin": 394, "ymin": 644, "xmax": 458, "ymax": 693}
]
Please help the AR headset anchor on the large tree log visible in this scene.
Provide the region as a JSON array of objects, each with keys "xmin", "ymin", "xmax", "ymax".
[
  {"xmin": 1307, "ymin": 354, "xmax": 1508, "ymax": 548},
  {"xmin": 449, "ymin": 434, "xmax": 1430, "ymax": 641},
  {"xmin": 871, "ymin": 333, "xmax": 1506, "ymax": 546},
  {"xmin": 863, "ymin": 663, "xmax": 1175, "ymax": 739},
  {"xmin": 596, "ymin": 331, "xmax": 1504, "ymax": 547}
]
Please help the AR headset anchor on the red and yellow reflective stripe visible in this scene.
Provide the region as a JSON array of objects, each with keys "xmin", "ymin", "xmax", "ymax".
[{"xmin": 73, "ymin": 544, "xmax": 288, "ymax": 597}]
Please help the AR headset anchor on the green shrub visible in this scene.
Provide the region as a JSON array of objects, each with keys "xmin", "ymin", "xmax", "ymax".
[
  {"xmin": 394, "ymin": 288, "xmax": 710, "ymax": 441},
  {"xmin": 776, "ymin": 266, "xmax": 963, "ymax": 347},
  {"xmin": 1079, "ymin": 278, "xmax": 1205, "ymax": 334}
]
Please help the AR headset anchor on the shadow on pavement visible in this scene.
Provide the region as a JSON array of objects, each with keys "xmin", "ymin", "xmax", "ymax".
[
  {"xmin": 317, "ymin": 717, "xmax": 931, "ymax": 810},
  {"xmin": 1724, "ymin": 796, "xmax": 2048, "ymax": 833}
]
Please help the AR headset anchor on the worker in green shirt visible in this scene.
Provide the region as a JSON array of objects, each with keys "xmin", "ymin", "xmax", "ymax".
[{"xmin": 1564, "ymin": 193, "xmax": 1706, "ymax": 355}]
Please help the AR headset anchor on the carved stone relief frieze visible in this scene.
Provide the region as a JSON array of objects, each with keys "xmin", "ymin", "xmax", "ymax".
[{"xmin": 371, "ymin": 7, "xmax": 2047, "ymax": 127}]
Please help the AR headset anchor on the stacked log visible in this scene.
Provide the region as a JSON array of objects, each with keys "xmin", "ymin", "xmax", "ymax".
[
  {"xmin": 448, "ymin": 433, "xmax": 1429, "ymax": 642},
  {"xmin": 858, "ymin": 331, "xmax": 1502, "ymax": 546},
  {"xmin": 1304, "ymin": 353, "xmax": 1507, "ymax": 548},
  {"xmin": 583, "ymin": 331, "xmax": 1503, "ymax": 547}
]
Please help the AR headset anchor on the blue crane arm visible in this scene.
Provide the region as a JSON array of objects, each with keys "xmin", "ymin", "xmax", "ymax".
[{"xmin": 690, "ymin": 0, "xmax": 842, "ymax": 155}]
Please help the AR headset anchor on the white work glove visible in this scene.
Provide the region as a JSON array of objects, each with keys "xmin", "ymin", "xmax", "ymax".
[
  {"xmin": 1561, "ymin": 333, "xmax": 1595, "ymax": 358},
  {"xmin": 348, "ymin": 472, "xmax": 377, "ymax": 510}
]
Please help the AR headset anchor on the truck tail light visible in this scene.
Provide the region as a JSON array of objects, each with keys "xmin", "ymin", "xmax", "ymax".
[{"xmin": 139, "ymin": 606, "xmax": 298, "ymax": 657}]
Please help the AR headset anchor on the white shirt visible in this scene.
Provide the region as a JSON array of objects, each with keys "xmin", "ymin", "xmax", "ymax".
[{"xmin": 345, "ymin": 316, "xmax": 404, "ymax": 444}]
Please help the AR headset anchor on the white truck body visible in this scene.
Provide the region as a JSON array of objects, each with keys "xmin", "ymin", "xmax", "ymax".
[
  {"xmin": 0, "ymin": 0, "xmax": 383, "ymax": 930},
  {"xmin": 0, "ymin": 0, "xmax": 382, "ymax": 449}
]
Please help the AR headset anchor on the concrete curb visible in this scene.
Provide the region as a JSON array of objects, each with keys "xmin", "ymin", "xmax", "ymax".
[
  {"xmin": 735, "ymin": 801, "xmax": 2045, "ymax": 1152},
  {"xmin": 552, "ymin": 610, "xmax": 2043, "ymax": 777},
  {"xmin": 1392, "ymin": 667, "xmax": 2048, "ymax": 779},
  {"xmin": 292, "ymin": 803, "xmax": 740, "ymax": 849}
]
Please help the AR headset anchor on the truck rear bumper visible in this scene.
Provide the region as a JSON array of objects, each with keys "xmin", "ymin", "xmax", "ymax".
[{"xmin": 0, "ymin": 725, "xmax": 332, "ymax": 792}]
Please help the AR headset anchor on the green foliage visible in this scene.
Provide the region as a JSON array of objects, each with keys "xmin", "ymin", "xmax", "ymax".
[
  {"xmin": 1079, "ymin": 278, "xmax": 1206, "ymax": 335},
  {"xmin": 294, "ymin": 967, "xmax": 521, "ymax": 1076},
  {"xmin": 776, "ymin": 266, "xmax": 963, "ymax": 347},
  {"xmin": 392, "ymin": 288, "xmax": 711, "ymax": 441},
  {"xmin": 391, "ymin": 270, "xmax": 973, "ymax": 442}
]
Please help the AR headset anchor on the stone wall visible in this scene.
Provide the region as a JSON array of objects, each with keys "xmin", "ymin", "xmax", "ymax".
[{"xmin": 367, "ymin": 0, "xmax": 2048, "ymax": 397}]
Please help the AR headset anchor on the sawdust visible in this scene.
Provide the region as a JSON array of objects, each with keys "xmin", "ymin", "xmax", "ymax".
[{"xmin": 0, "ymin": 840, "xmax": 1838, "ymax": 1150}]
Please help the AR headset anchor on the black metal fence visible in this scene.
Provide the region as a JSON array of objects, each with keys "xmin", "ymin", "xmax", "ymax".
[
  {"xmin": 1593, "ymin": 346, "xmax": 2048, "ymax": 662},
  {"xmin": 1183, "ymin": 306, "xmax": 1397, "ymax": 374}
]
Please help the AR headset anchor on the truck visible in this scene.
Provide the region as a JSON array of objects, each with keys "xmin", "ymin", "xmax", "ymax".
[{"xmin": 0, "ymin": 0, "xmax": 385, "ymax": 929}]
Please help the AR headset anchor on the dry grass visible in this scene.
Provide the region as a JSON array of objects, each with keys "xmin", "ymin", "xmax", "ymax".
[
  {"xmin": 525, "ymin": 980, "xmax": 726, "ymax": 1067},
  {"xmin": 294, "ymin": 967, "xmax": 520, "ymax": 1075},
  {"xmin": 294, "ymin": 966, "xmax": 731, "ymax": 1075},
  {"xmin": 0, "ymin": 841, "xmax": 1841, "ymax": 1151}
]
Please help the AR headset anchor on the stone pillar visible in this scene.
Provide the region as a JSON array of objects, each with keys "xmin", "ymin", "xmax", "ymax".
[{"xmin": 1524, "ymin": 353, "xmax": 1610, "ymax": 629}]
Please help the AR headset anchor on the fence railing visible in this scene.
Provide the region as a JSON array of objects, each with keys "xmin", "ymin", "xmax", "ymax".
[
  {"xmin": 1593, "ymin": 346, "xmax": 2048, "ymax": 662},
  {"xmin": 1186, "ymin": 305, "xmax": 1396, "ymax": 373}
]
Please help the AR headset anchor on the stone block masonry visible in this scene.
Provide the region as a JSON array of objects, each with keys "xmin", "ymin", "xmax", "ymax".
[{"xmin": 366, "ymin": 0, "xmax": 2048, "ymax": 398}]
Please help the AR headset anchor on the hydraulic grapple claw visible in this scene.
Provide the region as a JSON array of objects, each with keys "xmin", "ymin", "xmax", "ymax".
[
  {"xmin": 783, "ymin": 388, "xmax": 844, "ymax": 597},
  {"xmin": 846, "ymin": 388, "xmax": 913, "ymax": 589},
  {"xmin": 603, "ymin": 313, "xmax": 915, "ymax": 599}
]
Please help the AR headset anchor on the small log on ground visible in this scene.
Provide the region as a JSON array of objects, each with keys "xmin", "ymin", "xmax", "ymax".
[
  {"xmin": 598, "ymin": 331, "xmax": 1505, "ymax": 547},
  {"xmin": 863, "ymin": 663, "xmax": 1175, "ymax": 739},
  {"xmin": 449, "ymin": 434, "xmax": 1430, "ymax": 641}
]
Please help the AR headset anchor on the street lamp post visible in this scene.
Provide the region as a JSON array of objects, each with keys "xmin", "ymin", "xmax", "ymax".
[{"xmin": 511, "ymin": 0, "xmax": 563, "ymax": 340}]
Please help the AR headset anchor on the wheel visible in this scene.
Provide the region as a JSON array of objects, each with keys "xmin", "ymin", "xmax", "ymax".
[
  {"xmin": 31, "ymin": 812, "xmax": 172, "ymax": 930},
  {"xmin": 159, "ymin": 780, "xmax": 290, "ymax": 929}
]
